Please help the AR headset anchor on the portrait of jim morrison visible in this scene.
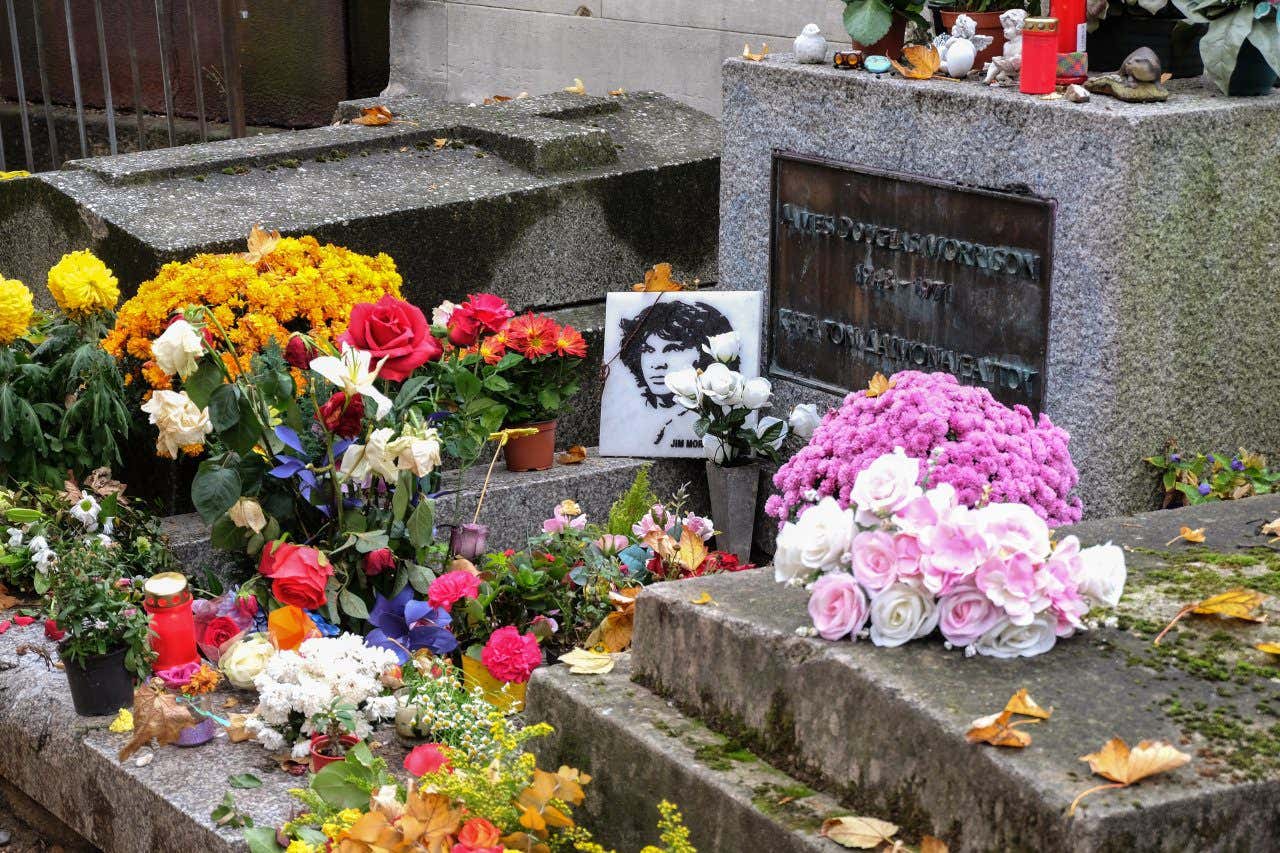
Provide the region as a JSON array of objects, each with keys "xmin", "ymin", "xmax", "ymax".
[{"xmin": 599, "ymin": 291, "xmax": 762, "ymax": 458}]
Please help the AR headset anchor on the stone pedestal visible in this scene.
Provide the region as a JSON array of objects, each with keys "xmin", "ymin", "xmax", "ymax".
[{"xmin": 719, "ymin": 55, "xmax": 1280, "ymax": 518}]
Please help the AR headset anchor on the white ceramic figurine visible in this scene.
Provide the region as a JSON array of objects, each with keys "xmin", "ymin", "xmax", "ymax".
[
  {"xmin": 982, "ymin": 8, "xmax": 1027, "ymax": 84},
  {"xmin": 794, "ymin": 23, "xmax": 828, "ymax": 64},
  {"xmin": 933, "ymin": 14, "xmax": 994, "ymax": 78}
]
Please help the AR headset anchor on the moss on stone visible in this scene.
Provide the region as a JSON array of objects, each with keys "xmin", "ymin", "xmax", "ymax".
[{"xmin": 693, "ymin": 737, "xmax": 757, "ymax": 771}]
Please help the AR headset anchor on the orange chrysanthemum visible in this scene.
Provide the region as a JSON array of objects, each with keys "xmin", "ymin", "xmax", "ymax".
[
  {"xmin": 507, "ymin": 313, "xmax": 559, "ymax": 359},
  {"xmin": 477, "ymin": 335, "xmax": 507, "ymax": 365},
  {"xmin": 555, "ymin": 324, "xmax": 587, "ymax": 358}
]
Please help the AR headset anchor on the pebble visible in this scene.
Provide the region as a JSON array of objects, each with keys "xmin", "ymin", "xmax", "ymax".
[
  {"xmin": 1066, "ymin": 84, "xmax": 1090, "ymax": 103},
  {"xmin": 0, "ymin": 828, "xmax": 12, "ymax": 845}
]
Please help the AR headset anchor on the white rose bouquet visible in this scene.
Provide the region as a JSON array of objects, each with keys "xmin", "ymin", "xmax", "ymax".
[{"xmin": 665, "ymin": 332, "xmax": 815, "ymax": 467}]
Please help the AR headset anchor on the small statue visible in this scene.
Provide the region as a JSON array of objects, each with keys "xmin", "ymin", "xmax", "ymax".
[
  {"xmin": 1084, "ymin": 47, "xmax": 1169, "ymax": 102},
  {"xmin": 933, "ymin": 14, "xmax": 993, "ymax": 78},
  {"xmin": 982, "ymin": 9, "xmax": 1027, "ymax": 85},
  {"xmin": 794, "ymin": 24, "xmax": 827, "ymax": 64}
]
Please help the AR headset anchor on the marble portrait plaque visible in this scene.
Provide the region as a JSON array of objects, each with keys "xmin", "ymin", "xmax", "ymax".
[{"xmin": 599, "ymin": 291, "xmax": 763, "ymax": 457}]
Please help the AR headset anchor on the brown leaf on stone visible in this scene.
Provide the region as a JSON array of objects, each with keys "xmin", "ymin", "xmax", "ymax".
[
  {"xmin": 484, "ymin": 95, "xmax": 513, "ymax": 105},
  {"xmin": 1153, "ymin": 587, "xmax": 1269, "ymax": 645},
  {"xmin": 432, "ymin": 137, "xmax": 449, "ymax": 149},
  {"xmin": 632, "ymin": 262, "xmax": 685, "ymax": 292},
  {"xmin": 351, "ymin": 105, "xmax": 394, "ymax": 126},
  {"xmin": 226, "ymin": 712, "xmax": 253, "ymax": 742},
  {"xmin": 965, "ymin": 710, "xmax": 1036, "ymax": 748},
  {"xmin": 1255, "ymin": 642, "xmax": 1280, "ymax": 656},
  {"xmin": 556, "ymin": 445, "xmax": 588, "ymax": 465},
  {"xmin": 742, "ymin": 42, "xmax": 770, "ymax": 62},
  {"xmin": 1004, "ymin": 688, "xmax": 1052, "ymax": 720},
  {"xmin": 242, "ymin": 224, "xmax": 281, "ymax": 265},
  {"xmin": 1263, "ymin": 516, "xmax": 1280, "ymax": 543},
  {"xmin": 1164, "ymin": 525, "xmax": 1206, "ymax": 547},
  {"xmin": 609, "ymin": 88, "xmax": 626, "ymax": 96},
  {"xmin": 0, "ymin": 582, "xmax": 19, "ymax": 611},
  {"xmin": 585, "ymin": 587, "xmax": 641, "ymax": 652},
  {"xmin": 563, "ymin": 78, "xmax": 587, "ymax": 95},
  {"xmin": 1068, "ymin": 737, "xmax": 1190, "ymax": 815},
  {"xmin": 118, "ymin": 682, "xmax": 195, "ymax": 761},
  {"xmin": 820, "ymin": 815, "xmax": 898, "ymax": 849},
  {"xmin": 890, "ymin": 45, "xmax": 942, "ymax": 80}
]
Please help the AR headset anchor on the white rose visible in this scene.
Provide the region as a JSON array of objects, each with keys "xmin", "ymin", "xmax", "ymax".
[
  {"xmin": 140, "ymin": 390, "xmax": 213, "ymax": 459},
  {"xmin": 850, "ymin": 447, "xmax": 923, "ymax": 523},
  {"xmin": 341, "ymin": 427, "xmax": 407, "ymax": 482},
  {"xmin": 702, "ymin": 331, "xmax": 741, "ymax": 363},
  {"xmin": 754, "ymin": 416, "xmax": 786, "ymax": 451},
  {"xmin": 664, "ymin": 367, "xmax": 702, "ymax": 409},
  {"xmin": 228, "ymin": 498, "xmax": 267, "ymax": 534},
  {"xmin": 772, "ymin": 521, "xmax": 808, "ymax": 583},
  {"xmin": 740, "ymin": 377, "xmax": 772, "ymax": 410},
  {"xmin": 702, "ymin": 434, "xmax": 738, "ymax": 465},
  {"xmin": 793, "ymin": 497, "xmax": 855, "ymax": 572},
  {"xmin": 431, "ymin": 300, "xmax": 456, "ymax": 327},
  {"xmin": 699, "ymin": 363, "xmax": 745, "ymax": 407},
  {"xmin": 1076, "ymin": 543, "xmax": 1126, "ymax": 608},
  {"xmin": 397, "ymin": 429, "xmax": 443, "ymax": 477},
  {"xmin": 151, "ymin": 319, "xmax": 205, "ymax": 379},
  {"xmin": 974, "ymin": 613, "xmax": 1057, "ymax": 659},
  {"xmin": 788, "ymin": 403, "xmax": 821, "ymax": 440},
  {"xmin": 221, "ymin": 634, "xmax": 276, "ymax": 689},
  {"xmin": 869, "ymin": 582, "xmax": 940, "ymax": 647}
]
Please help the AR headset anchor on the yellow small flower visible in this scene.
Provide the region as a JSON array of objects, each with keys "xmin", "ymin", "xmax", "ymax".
[
  {"xmin": 0, "ymin": 277, "xmax": 33, "ymax": 344},
  {"xmin": 108, "ymin": 708, "xmax": 134, "ymax": 732},
  {"xmin": 284, "ymin": 841, "xmax": 315, "ymax": 853},
  {"xmin": 47, "ymin": 249, "xmax": 119, "ymax": 316},
  {"xmin": 0, "ymin": 170, "xmax": 29, "ymax": 180}
]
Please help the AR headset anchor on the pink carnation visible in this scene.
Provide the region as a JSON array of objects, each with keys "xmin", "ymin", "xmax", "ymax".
[
  {"xmin": 765, "ymin": 371, "xmax": 1081, "ymax": 527},
  {"xmin": 480, "ymin": 626, "xmax": 542, "ymax": 683},
  {"xmin": 428, "ymin": 570, "xmax": 481, "ymax": 610}
]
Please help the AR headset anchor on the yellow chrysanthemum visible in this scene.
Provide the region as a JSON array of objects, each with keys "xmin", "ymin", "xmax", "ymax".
[
  {"xmin": 0, "ymin": 170, "xmax": 29, "ymax": 180},
  {"xmin": 47, "ymin": 249, "xmax": 119, "ymax": 316},
  {"xmin": 0, "ymin": 277, "xmax": 33, "ymax": 344}
]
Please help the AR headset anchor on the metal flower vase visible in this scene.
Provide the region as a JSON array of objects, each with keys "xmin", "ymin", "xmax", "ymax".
[{"xmin": 705, "ymin": 461, "xmax": 759, "ymax": 563}]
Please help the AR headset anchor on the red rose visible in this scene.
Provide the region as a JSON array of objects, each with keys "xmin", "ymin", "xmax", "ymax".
[
  {"xmin": 480, "ymin": 626, "xmax": 542, "ymax": 683},
  {"xmin": 258, "ymin": 541, "xmax": 333, "ymax": 611},
  {"xmin": 460, "ymin": 294, "xmax": 513, "ymax": 333},
  {"xmin": 43, "ymin": 618, "xmax": 65, "ymax": 641},
  {"xmin": 427, "ymin": 570, "xmax": 480, "ymax": 610},
  {"xmin": 404, "ymin": 743, "xmax": 450, "ymax": 776},
  {"xmin": 284, "ymin": 335, "xmax": 317, "ymax": 370},
  {"xmin": 340, "ymin": 294, "xmax": 442, "ymax": 381},
  {"xmin": 364, "ymin": 548, "xmax": 395, "ymax": 577},
  {"xmin": 455, "ymin": 817, "xmax": 502, "ymax": 851},
  {"xmin": 446, "ymin": 311, "xmax": 480, "ymax": 347},
  {"xmin": 698, "ymin": 551, "xmax": 753, "ymax": 574},
  {"xmin": 202, "ymin": 616, "xmax": 242, "ymax": 649},
  {"xmin": 319, "ymin": 391, "xmax": 364, "ymax": 438}
]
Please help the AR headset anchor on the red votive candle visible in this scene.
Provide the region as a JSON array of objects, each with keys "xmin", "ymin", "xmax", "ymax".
[
  {"xmin": 143, "ymin": 572, "xmax": 199, "ymax": 671},
  {"xmin": 1052, "ymin": 0, "xmax": 1087, "ymax": 54},
  {"xmin": 1020, "ymin": 17, "xmax": 1060, "ymax": 96}
]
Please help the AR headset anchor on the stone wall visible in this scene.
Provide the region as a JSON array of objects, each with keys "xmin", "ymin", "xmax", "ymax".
[{"xmin": 388, "ymin": 0, "xmax": 849, "ymax": 115}]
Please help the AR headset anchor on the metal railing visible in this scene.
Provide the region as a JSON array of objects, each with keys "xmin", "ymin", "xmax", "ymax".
[{"xmin": 0, "ymin": 0, "xmax": 247, "ymax": 172}]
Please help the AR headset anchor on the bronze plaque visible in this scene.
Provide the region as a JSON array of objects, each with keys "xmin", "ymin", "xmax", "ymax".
[{"xmin": 769, "ymin": 153, "xmax": 1054, "ymax": 412}]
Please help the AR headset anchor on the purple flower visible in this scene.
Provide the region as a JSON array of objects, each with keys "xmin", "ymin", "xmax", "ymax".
[
  {"xmin": 1231, "ymin": 457, "xmax": 1245, "ymax": 472},
  {"xmin": 365, "ymin": 586, "xmax": 458, "ymax": 663},
  {"xmin": 1198, "ymin": 482, "xmax": 1212, "ymax": 496},
  {"xmin": 1169, "ymin": 453, "xmax": 1181, "ymax": 463}
]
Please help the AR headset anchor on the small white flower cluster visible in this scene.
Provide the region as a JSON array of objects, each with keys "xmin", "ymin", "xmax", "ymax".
[
  {"xmin": 246, "ymin": 633, "xmax": 399, "ymax": 751},
  {"xmin": 400, "ymin": 661, "xmax": 504, "ymax": 757},
  {"xmin": 25, "ymin": 534, "xmax": 55, "ymax": 569}
]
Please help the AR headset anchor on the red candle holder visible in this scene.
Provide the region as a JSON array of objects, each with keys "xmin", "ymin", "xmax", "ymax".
[
  {"xmin": 143, "ymin": 572, "xmax": 199, "ymax": 672},
  {"xmin": 1020, "ymin": 17, "xmax": 1060, "ymax": 96}
]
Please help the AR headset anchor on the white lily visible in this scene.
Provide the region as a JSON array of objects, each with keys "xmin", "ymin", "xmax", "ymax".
[{"xmin": 309, "ymin": 345, "xmax": 392, "ymax": 421}]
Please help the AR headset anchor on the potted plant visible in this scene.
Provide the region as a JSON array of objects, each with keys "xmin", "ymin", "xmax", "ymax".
[
  {"xmin": 932, "ymin": 0, "xmax": 1030, "ymax": 65},
  {"xmin": 44, "ymin": 542, "xmax": 154, "ymax": 717},
  {"xmin": 841, "ymin": 0, "xmax": 930, "ymax": 57},
  {"xmin": 1088, "ymin": 0, "xmax": 1208, "ymax": 77},
  {"xmin": 308, "ymin": 699, "xmax": 364, "ymax": 771},
  {"xmin": 663, "ymin": 332, "xmax": 795, "ymax": 562},
  {"xmin": 1174, "ymin": 0, "xmax": 1279, "ymax": 93}
]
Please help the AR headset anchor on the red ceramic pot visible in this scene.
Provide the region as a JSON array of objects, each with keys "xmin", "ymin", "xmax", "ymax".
[{"xmin": 309, "ymin": 734, "xmax": 361, "ymax": 772}]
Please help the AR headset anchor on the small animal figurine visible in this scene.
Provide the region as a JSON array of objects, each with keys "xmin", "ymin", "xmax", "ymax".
[
  {"xmin": 1084, "ymin": 47, "xmax": 1170, "ymax": 102},
  {"xmin": 794, "ymin": 23, "xmax": 828, "ymax": 64},
  {"xmin": 934, "ymin": 14, "xmax": 994, "ymax": 78},
  {"xmin": 1121, "ymin": 46, "xmax": 1162, "ymax": 84},
  {"xmin": 983, "ymin": 9, "xmax": 1027, "ymax": 85}
]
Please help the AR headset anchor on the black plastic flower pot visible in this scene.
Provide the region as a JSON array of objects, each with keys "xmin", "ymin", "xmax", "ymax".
[
  {"xmin": 1089, "ymin": 5, "xmax": 1207, "ymax": 78},
  {"xmin": 61, "ymin": 645, "xmax": 135, "ymax": 717},
  {"xmin": 1228, "ymin": 39, "xmax": 1279, "ymax": 96}
]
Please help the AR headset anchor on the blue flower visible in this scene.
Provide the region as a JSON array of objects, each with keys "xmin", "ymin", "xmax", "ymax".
[
  {"xmin": 1169, "ymin": 453, "xmax": 1181, "ymax": 463},
  {"xmin": 1198, "ymin": 482, "xmax": 1212, "ymax": 496},
  {"xmin": 364, "ymin": 586, "xmax": 457, "ymax": 663},
  {"xmin": 1231, "ymin": 457, "xmax": 1245, "ymax": 472}
]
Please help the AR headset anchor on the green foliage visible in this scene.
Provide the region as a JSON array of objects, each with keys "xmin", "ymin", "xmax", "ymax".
[
  {"xmin": 607, "ymin": 465, "xmax": 659, "ymax": 536},
  {"xmin": 1146, "ymin": 444, "xmax": 1279, "ymax": 508},
  {"xmin": 211, "ymin": 791, "xmax": 254, "ymax": 829},
  {"xmin": 1176, "ymin": 0, "xmax": 1280, "ymax": 94},
  {"xmin": 0, "ymin": 312, "xmax": 131, "ymax": 487},
  {"xmin": 840, "ymin": 0, "xmax": 928, "ymax": 45}
]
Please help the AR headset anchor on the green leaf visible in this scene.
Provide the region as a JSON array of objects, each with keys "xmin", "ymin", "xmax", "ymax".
[
  {"xmin": 208, "ymin": 384, "xmax": 242, "ymax": 432},
  {"xmin": 406, "ymin": 499, "xmax": 435, "ymax": 549},
  {"xmin": 392, "ymin": 470, "xmax": 411, "ymax": 521},
  {"xmin": 453, "ymin": 369, "xmax": 482, "ymax": 400},
  {"xmin": 227, "ymin": 773, "xmax": 262, "ymax": 789},
  {"xmin": 183, "ymin": 361, "xmax": 224, "ymax": 409},
  {"xmin": 406, "ymin": 561, "xmax": 435, "ymax": 594},
  {"xmin": 221, "ymin": 394, "xmax": 264, "ymax": 456},
  {"xmin": 191, "ymin": 466, "xmax": 243, "ymax": 524},
  {"xmin": 495, "ymin": 352, "xmax": 523, "ymax": 371},
  {"xmin": 339, "ymin": 588, "xmax": 370, "ymax": 621},
  {"xmin": 5, "ymin": 508, "xmax": 41, "ymax": 523},
  {"xmin": 843, "ymin": 0, "xmax": 894, "ymax": 46},
  {"xmin": 1198, "ymin": 10, "xmax": 1255, "ymax": 93},
  {"xmin": 310, "ymin": 762, "xmax": 369, "ymax": 810},
  {"xmin": 210, "ymin": 514, "xmax": 248, "ymax": 550},
  {"xmin": 244, "ymin": 826, "xmax": 283, "ymax": 853}
]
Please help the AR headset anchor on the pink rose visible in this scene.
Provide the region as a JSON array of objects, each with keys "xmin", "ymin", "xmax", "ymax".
[
  {"xmin": 428, "ymin": 570, "xmax": 481, "ymax": 610},
  {"xmin": 938, "ymin": 583, "xmax": 1004, "ymax": 647},
  {"xmin": 807, "ymin": 574, "xmax": 869, "ymax": 641},
  {"xmin": 850, "ymin": 447, "xmax": 922, "ymax": 523},
  {"xmin": 973, "ymin": 552, "xmax": 1051, "ymax": 626},
  {"xmin": 480, "ymin": 626, "xmax": 542, "ymax": 683},
  {"xmin": 919, "ymin": 504, "xmax": 992, "ymax": 590},
  {"xmin": 975, "ymin": 502, "xmax": 1051, "ymax": 561},
  {"xmin": 892, "ymin": 482, "xmax": 959, "ymax": 535},
  {"xmin": 850, "ymin": 531, "xmax": 899, "ymax": 593}
]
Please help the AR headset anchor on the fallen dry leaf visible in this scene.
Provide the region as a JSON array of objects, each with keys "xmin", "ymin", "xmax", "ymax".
[
  {"xmin": 1255, "ymin": 642, "xmax": 1280, "ymax": 656},
  {"xmin": 1068, "ymin": 737, "xmax": 1190, "ymax": 815},
  {"xmin": 585, "ymin": 587, "xmax": 641, "ymax": 652},
  {"xmin": 1263, "ymin": 517, "xmax": 1280, "ymax": 543},
  {"xmin": 556, "ymin": 445, "xmax": 588, "ymax": 465},
  {"xmin": 632, "ymin": 262, "xmax": 685, "ymax": 292},
  {"xmin": 432, "ymin": 138, "xmax": 448, "ymax": 149},
  {"xmin": 1160, "ymin": 72, "xmax": 1173, "ymax": 83},
  {"xmin": 483, "ymin": 94, "xmax": 513, "ymax": 104},
  {"xmin": 1154, "ymin": 587, "xmax": 1269, "ymax": 645},
  {"xmin": 1165, "ymin": 525, "xmax": 1206, "ymax": 547},
  {"xmin": 83, "ymin": 467, "xmax": 128, "ymax": 502},
  {"xmin": 689, "ymin": 591, "xmax": 717, "ymax": 606},
  {"xmin": 742, "ymin": 42, "xmax": 770, "ymax": 62},
  {"xmin": 609, "ymin": 88, "xmax": 626, "ymax": 96},
  {"xmin": 865, "ymin": 372, "xmax": 896, "ymax": 398},
  {"xmin": 890, "ymin": 45, "xmax": 942, "ymax": 80},
  {"xmin": 564, "ymin": 78, "xmax": 587, "ymax": 95},
  {"xmin": 0, "ymin": 583, "xmax": 18, "ymax": 611},
  {"xmin": 558, "ymin": 647, "xmax": 615, "ymax": 675},
  {"xmin": 351, "ymin": 105, "xmax": 393, "ymax": 126},
  {"xmin": 820, "ymin": 815, "xmax": 898, "ymax": 849},
  {"xmin": 1005, "ymin": 687, "xmax": 1052, "ymax": 719},
  {"xmin": 242, "ymin": 223, "xmax": 281, "ymax": 265},
  {"xmin": 920, "ymin": 837, "xmax": 950, "ymax": 853},
  {"xmin": 119, "ymin": 682, "xmax": 195, "ymax": 761},
  {"xmin": 965, "ymin": 710, "xmax": 1035, "ymax": 748}
]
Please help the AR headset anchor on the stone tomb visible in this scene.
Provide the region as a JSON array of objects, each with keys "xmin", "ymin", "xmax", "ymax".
[
  {"xmin": 529, "ymin": 493, "xmax": 1280, "ymax": 852},
  {"xmin": 719, "ymin": 54, "xmax": 1280, "ymax": 519}
]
